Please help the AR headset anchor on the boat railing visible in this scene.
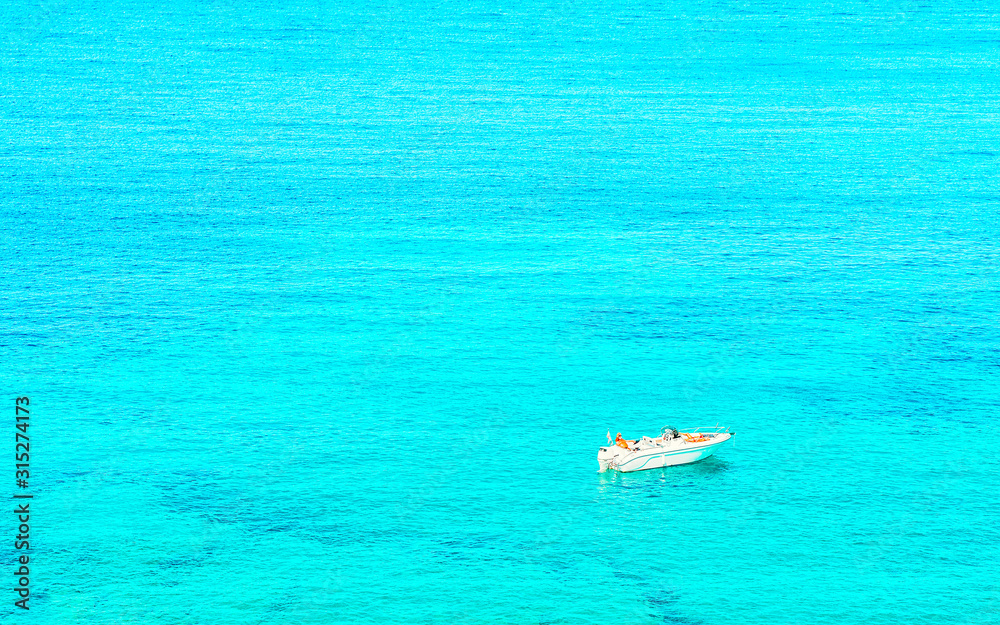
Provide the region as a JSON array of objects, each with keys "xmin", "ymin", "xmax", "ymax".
[{"xmin": 679, "ymin": 425, "xmax": 730, "ymax": 435}]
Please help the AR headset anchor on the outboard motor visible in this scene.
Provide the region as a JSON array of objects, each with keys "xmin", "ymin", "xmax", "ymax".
[{"xmin": 597, "ymin": 446, "xmax": 626, "ymax": 472}]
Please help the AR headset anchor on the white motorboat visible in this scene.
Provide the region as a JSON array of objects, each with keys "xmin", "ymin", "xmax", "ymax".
[{"xmin": 598, "ymin": 426, "xmax": 734, "ymax": 473}]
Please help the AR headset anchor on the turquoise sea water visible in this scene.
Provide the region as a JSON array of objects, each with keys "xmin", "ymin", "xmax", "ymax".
[{"xmin": 3, "ymin": 0, "xmax": 1000, "ymax": 623}]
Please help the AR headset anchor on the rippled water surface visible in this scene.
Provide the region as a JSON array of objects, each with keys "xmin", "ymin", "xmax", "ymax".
[{"xmin": 3, "ymin": 0, "xmax": 999, "ymax": 623}]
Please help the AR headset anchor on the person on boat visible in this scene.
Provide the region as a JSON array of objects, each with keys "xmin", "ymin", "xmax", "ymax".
[{"xmin": 614, "ymin": 433, "xmax": 632, "ymax": 450}]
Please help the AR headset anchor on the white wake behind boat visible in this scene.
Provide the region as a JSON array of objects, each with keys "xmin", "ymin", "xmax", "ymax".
[{"xmin": 598, "ymin": 426, "xmax": 734, "ymax": 473}]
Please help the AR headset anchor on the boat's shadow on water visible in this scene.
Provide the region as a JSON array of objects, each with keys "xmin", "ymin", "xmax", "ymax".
[{"xmin": 596, "ymin": 456, "xmax": 732, "ymax": 491}]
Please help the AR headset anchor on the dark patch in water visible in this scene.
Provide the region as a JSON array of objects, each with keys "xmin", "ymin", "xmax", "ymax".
[{"xmin": 646, "ymin": 589, "xmax": 705, "ymax": 625}]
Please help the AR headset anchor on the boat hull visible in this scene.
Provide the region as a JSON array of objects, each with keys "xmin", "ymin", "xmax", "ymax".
[{"xmin": 598, "ymin": 433, "xmax": 732, "ymax": 473}]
